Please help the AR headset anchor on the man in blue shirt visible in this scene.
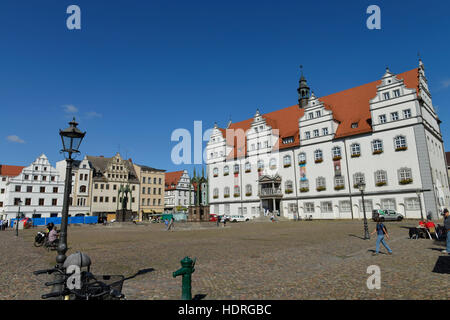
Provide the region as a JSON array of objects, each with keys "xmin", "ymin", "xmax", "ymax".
[{"xmin": 370, "ymin": 217, "xmax": 393, "ymax": 256}]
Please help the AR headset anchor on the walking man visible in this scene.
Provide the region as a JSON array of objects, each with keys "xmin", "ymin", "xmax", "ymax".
[
  {"xmin": 370, "ymin": 217, "xmax": 393, "ymax": 256},
  {"xmin": 167, "ymin": 217, "xmax": 175, "ymax": 231},
  {"xmin": 442, "ymin": 208, "xmax": 450, "ymax": 254}
]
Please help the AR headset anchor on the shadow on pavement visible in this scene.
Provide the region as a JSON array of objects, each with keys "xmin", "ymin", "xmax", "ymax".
[
  {"xmin": 432, "ymin": 256, "xmax": 450, "ymax": 274},
  {"xmin": 193, "ymin": 294, "xmax": 207, "ymax": 300},
  {"xmin": 348, "ymin": 234, "xmax": 365, "ymax": 240}
]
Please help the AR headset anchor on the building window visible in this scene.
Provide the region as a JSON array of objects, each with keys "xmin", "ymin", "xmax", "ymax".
[
  {"xmin": 39, "ymin": 198, "xmax": 44, "ymax": 206},
  {"xmin": 223, "ymin": 166, "xmax": 229, "ymax": 176},
  {"xmin": 282, "ymin": 137, "xmax": 294, "ymax": 144},
  {"xmin": 332, "ymin": 146, "xmax": 341, "ymax": 160},
  {"xmin": 359, "ymin": 200, "xmax": 373, "ymax": 212},
  {"xmin": 52, "ymin": 199, "xmax": 57, "ymax": 206},
  {"xmin": 304, "ymin": 202, "xmax": 315, "ymax": 213},
  {"xmin": 269, "ymin": 158, "xmax": 277, "ymax": 170},
  {"xmin": 308, "ymin": 112, "xmax": 314, "ymax": 119},
  {"xmin": 298, "ymin": 153, "xmax": 306, "ymax": 164},
  {"xmin": 40, "ymin": 187, "xmax": 45, "ymax": 193},
  {"xmin": 15, "ymin": 185, "xmax": 21, "ymax": 192},
  {"xmin": 305, "ymin": 131, "xmax": 311, "ymax": 139},
  {"xmin": 14, "ymin": 198, "xmax": 21, "ymax": 206},
  {"xmin": 224, "ymin": 187, "xmax": 230, "ymax": 198},
  {"xmin": 34, "ymin": 175, "xmax": 38, "ymax": 181},
  {"xmin": 314, "ymin": 150, "xmax": 323, "ymax": 163},
  {"xmin": 381, "ymin": 198, "xmax": 396, "ymax": 210},
  {"xmin": 383, "ymin": 92, "xmax": 390, "ymax": 100},
  {"xmin": 391, "ymin": 112, "xmax": 399, "ymax": 121},
  {"xmin": 322, "ymin": 127, "xmax": 328, "ymax": 136},
  {"xmin": 394, "ymin": 135, "xmax": 407, "ymax": 151},
  {"xmin": 403, "ymin": 109, "xmax": 411, "ymax": 119},
  {"xmin": 405, "ymin": 197, "xmax": 420, "ymax": 210},
  {"xmin": 245, "ymin": 162, "xmax": 251, "ymax": 173},
  {"xmin": 283, "ymin": 155, "xmax": 291, "ymax": 168},
  {"xmin": 339, "ymin": 201, "xmax": 351, "ymax": 213},
  {"xmin": 313, "ymin": 129, "xmax": 319, "ymax": 137},
  {"xmin": 213, "ymin": 168, "xmax": 218, "ymax": 177},
  {"xmin": 300, "ymin": 180, "xmax": 309, "ymax": 192},
  {"xmin": 316, "ymin": 177, "xmax": 326, "ymax": 191},
  {"xmin": 213, "ymin": 188, "xmax": 219, "ymax": 199},
  {"xmin": 285, "ymin": 180, "xmax": 293, "ymax": 194},
  {"xmin": 375, "ymin": 170, "xmax": 387, "ymax": 186},
  {"xmin": 25, "ymin": 198, "xmax": 31, "ymax": 206},
  {"xmin": 351, "ymin": 143, "xmax": 361, "ymax": 157},
  {"xmin": 353, "ymin": 172, "xmax": 365, "ymax": 188},
  {"xmin": 93, "ymin": 196, "xmax": 98, "ymax": 202},
  {"xmin": 398, "ymin": 167, "xmax": 413, "ymax": 184},
  {"xmin": 351, "ymin": 122, "xmax": 358, "ymax": 128},
  {"xmin": 321, "ymin": 202, "xmax": 333, "ymax": 213},
  {"xmin": 257, "ymin": 160, "xmax": 264, "ymax": 172},
  {"xmin": 245, "ymin": 184, "xmax": 252, "ymax": 196},
  {"xmin": 315, "ymin": 110, "xmax": 321, "ymax": 117},
  {"xmin": 95, "ymin": 184, "xmax": 98, "ymax": 189},
  {"xmin": 379, "ymin": 114, "xmax": 387, "ymax": 124},
  {"xmin": 233, "ymin": 186, "xmax": 240, "ymax": 197},
  {"xmin": 233, "ymin": 164, "xmax": 240, "ymax": 174},
  {"xmin": 334, "ymin": 176, "xmax": 345, "ymax": 190},
  {"xmin": 393, "ymin": 89, "xmax": 401, "ymax": 98},
  {"xmin": 42, "ymin": 176, "xmax": 47, "ymax": 181},
  {"xmin": 27, "ymin": 186, "xmax": 32, "ymax": 193},
  {"xmin": 372, "ymin": 140, "xmax": 383, "ymax": 154}
]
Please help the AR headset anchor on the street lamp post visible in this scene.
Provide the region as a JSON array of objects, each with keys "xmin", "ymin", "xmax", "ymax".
[
  {"xmin": 15, "ymin": 200, "xmax": 22, "ymax": 237},
  {"xmin": 416, "ymin": 190, "xmax": 424, "ymax": 221},
  {"xmin": 57, "ymin": 118, "xmax": 86, "ymax": 268},
  {"xmin": 358, "ymin": 182, "xmax": 370, "ymax": 240}
]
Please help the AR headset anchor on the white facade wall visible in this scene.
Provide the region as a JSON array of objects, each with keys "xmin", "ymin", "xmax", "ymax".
[
  {"xmin": 207, "ymin": 64, "xmax": 449, "ymax": 221},
  {"xmin": 2, "ymin": 155, "xmax": 64, "ymax": 220}
]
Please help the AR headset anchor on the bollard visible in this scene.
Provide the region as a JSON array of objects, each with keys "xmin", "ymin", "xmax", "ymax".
[{"xmin": 172, "ymin": 256, "xmax": 196, "ymax": 300}]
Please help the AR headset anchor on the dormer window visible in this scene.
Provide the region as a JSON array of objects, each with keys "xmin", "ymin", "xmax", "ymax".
[
  {"xmin": 393, "ymin": 89, "xmax": 400, "ymax": 98},
  {"xmin": 351, "ymin": 122, "xmax": 358, "ymax": 129},
  {"xmin": 308, "ymin": 113, "xmax": 314, "ymax": 119},
  {"xmin": 282, "ymin": 137, "xmax": 294, "ymax": 144},
  {"xmin": 315, "ymin": 110, "xmax": 321, "ymax": 117}
]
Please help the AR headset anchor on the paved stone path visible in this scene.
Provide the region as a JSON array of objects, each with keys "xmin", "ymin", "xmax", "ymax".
[{"xmin": 0, "ymin": 220, "xmax": 448, "ymax": 300}]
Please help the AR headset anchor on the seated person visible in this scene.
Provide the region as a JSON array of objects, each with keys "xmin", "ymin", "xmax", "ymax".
[
  {"xmin": 48, "ymin": 226, "xmax": 59, "ymax": 245},
  {"xmin": 418, "ymin": 220, "xmax": 426, "ymax": 228},
  {"xmin": 425, "ymin": 220, "xmax": 436, "ymax": 230}
]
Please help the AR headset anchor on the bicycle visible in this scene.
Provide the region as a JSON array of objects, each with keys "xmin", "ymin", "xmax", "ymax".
[{"xmin": 34, "ymin": 252, "xmax": 154, "ymax": 300}]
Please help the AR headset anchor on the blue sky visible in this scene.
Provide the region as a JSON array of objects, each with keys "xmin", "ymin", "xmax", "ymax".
[{"xmin": 1, "ymin": 0, "xmax": 450, "ymax": 174}]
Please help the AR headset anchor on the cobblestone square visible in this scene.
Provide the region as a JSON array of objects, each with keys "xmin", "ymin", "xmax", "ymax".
[{"xmin": 0, "ymin": 220, "xmax": 448, "ymax": 300}]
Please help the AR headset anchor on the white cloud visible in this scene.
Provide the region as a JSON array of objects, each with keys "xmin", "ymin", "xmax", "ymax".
[
  {"xmin": 6, "ymin": 135, "xmax": 25, "ymax": 143},
  {"xmin": 85, "ymin": 111, "xmax": 102, "ymax": 119},
  {"xmin": 441, "ymin": 79, "xmax": 450, "ymax": 89},
  {"xmin": 63, "ymin": 104, "xmax": 79, "ymax": 114}
]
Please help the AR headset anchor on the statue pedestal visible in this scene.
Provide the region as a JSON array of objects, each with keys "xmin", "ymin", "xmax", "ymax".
[
  {"xmin": 187, "ymin": 206, "xmax": 210, "ymax": 222},
  {"xmin": 116, "ymin": 209, "xmax": 133, "ymax": 222}
]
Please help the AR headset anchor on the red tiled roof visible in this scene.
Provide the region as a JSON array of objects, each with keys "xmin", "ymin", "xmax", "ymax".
[
  {"xmin": 0, "ymin": 165, "xmax": 25, "ymax": 177},
  {"xmin": 219, "ymin": 68, "xmax": 419, "ymax": 158},
  {"xmin": 164, "ymin": 171, "xmax": 184, "ymax": 190}
]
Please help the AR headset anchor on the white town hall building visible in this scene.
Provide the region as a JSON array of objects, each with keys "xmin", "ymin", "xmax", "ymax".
[{"xmin": 206, "ymin": 60, "xmax": 449, "ymax": 220}]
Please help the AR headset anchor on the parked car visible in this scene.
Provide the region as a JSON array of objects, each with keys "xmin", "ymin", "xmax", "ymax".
[
  {"xmin": 372, "ymin": 209, "xmax": 404, "ymax": 221},
  {"xmin": 230, "ymin": 215, "xmax": 249, "ymax": 222},
  {"xmin": 209, "ymin": 214, "xmax": 218, "ymax": 222}
]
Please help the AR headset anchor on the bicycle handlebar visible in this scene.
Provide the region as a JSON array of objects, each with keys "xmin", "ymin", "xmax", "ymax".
[{"xmin": 34, "ymin": 268, "xmax": 60, "ymax": 275}]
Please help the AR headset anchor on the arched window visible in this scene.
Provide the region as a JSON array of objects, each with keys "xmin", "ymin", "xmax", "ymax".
[
  {"xmin": 245, "ymin": 162, "xmax": 251, "ymax": 173},
  {"xmin": 398, "ymin": 167, "xmax": 412, "ymax": 184},
  {"xmin": 245, "ymin": 184, "xmax": 252, "ymax": 196},
  {"xmin": 213, "ymin": 167, "xmax": 219, "ymax": 177},
  {"xmin": 314, "ymin": 149, "xmax": 323, "ymax": 163},
  {"xmin": 394, "ymin": 136, "xmax": 407, "ymax": 150},
  {"xmin": 79, "ymin": 185, "xmax": 86, "ymax": 193},
  {"xmin": 353, "ymin": 172, "xmax": 365, "ymax": 187},
  {"xmin": 269, "ymin": 158, "xmax": 277, "ymax": 169},
  {"xmin": 332, "ymin": 146, "xmax": 341, "ymax": 159},
  {"xmin": 223, "ymin": 166, "xmax": 229, "ymax": 176},
  {"xmin": 375, "ymin": 170, "xmax": 387, "ymax": 186},
  {"xmin": 285, "ymin": 180, "xmax": 293, "ymax": 193},
  {"xmin": 372, "ymin": 140, "xmax": 383, "ymax": 154},
  {"xmin": 257, "ymin": 160, "xmax": 264, "ymax": 172},
  {"xmin": 213, "ymin": 188, "xmax": 219, "ymax": 198},
  {"xmin": 283, "ymin": 155, "xmax": 292, "ymax": 167},
  {"xmin": 234, "ymin": 186, "xmax": 240, "ymax": 197},
  {"xmin": 298, "ymin": 152, "xmax": 306, "ymax": 164},
  {"xmin": 224, "ymin": 187, "xmax": 230, "ymax": 197},
  {"xmin": 234, "ymin": 164, "xmax": 240, "ymax": 174},
  {"xmin": 351, "ymin": 143, "xmax": 361, "ymax": 157}
]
